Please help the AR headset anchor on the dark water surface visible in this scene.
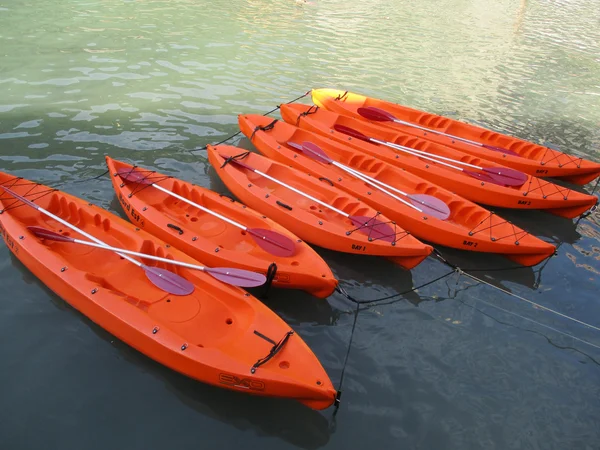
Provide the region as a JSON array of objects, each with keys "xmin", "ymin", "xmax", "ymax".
[{"xmin": 1, "ymin": 0, "xmax": 600, "ymax": 449}]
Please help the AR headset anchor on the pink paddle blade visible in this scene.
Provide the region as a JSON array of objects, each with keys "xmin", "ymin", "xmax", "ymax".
[
  {"xmin": 463, "ymin": 169, "xmax": 510, "ymax": 186},
  {"xmin": 26, "ymin": 225, "xmax": 196, "ymax": 296},
  {"xmin": 357, "ymin": 106, "xmax": 396, "ymax": 122},
  {"xmin": 206, "ymin": 267, "xmax": 266, "ymax": 287},
  {"xmin": 482, "ymin": 167, "xmax": 528, "ymax": 187},
  {"xmin": 408, "ymin": 194, "xmax": 451, "ymax": 220},
  {"xmin": 287, "ymin": 141, "xmax": 332, "ymax": 165},
  {"xmin": 143, "ymin": 265, "xmax": 195, "ymax": 295},
  {"xmin": 349, "ymin": 215, "xmax": 395, "ymax": 243},
  {"xmin": 333, "ymin": 124, "xmax": 372, "ymax": 143},
  {"xmin": 27, "ymin": 226, "xmax": 74, "ymax": 242},
  {"xmin": 482, "ymin": 144, "xmax": 521, "ymax": 157},
  {"xmin": 286, "ymin": 141, "xmax": 303, "ymax": 151},
  {"xmin": 117, "ymin": 168, "xmax": 154, "ymax": 185},
  {"xmin": 301, "ymin": 141, "xmax": 333, "ymax": 164},
  {"xmin": 247, "ymin": 228, "xmax": 296, "ymax": 257}
]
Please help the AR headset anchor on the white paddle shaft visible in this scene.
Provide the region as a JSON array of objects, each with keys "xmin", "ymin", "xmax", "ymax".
[
  {"xmin": 371, "ymin": 137, "xmax": 466, "ymax": 172},
  {"xmin": 387, "ymin": 141, "xmax": 484, "ymax": 170},
  {"xmin": 252, "ymin": 168, "xmax": 350, "ymax": 217},
  {"xmin": 33, "ymin": 204, "xmax": 142, "ymax": 267},
  {"xmin": 332, "ymin": 162, "xmax": 422, "ymax": 213},
  {"xmin": 392, "ymin": 117, "xmax": 484, "ymax": 148},
  {"xmin": 151, "ymin": 183, "xmax": 247, "ymax": 231},
  {"xmin": 67, "ymin": 237, "xmax": 209, "ymax": 272}
]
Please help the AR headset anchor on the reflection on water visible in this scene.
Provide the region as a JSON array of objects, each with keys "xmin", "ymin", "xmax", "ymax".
[{"xmin": 1, "ymin": 0, "xmax": 600, "ymax": 448}]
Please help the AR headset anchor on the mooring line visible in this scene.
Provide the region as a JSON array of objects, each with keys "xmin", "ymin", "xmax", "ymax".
[{"xmin": 458, "ymin": 269, "xmax": 600, "ymax": 334}]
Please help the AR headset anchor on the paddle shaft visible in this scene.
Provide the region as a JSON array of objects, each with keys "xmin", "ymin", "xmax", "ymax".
[
  {"xmin": 57, "ymin": 237, "xmax": 226, "ymax": 274},
  {"xmin": 21, "ymin": 199, "xmax": 144, "ymax": 268},
  {"xmin": 370, "ymin": 136, "xmax": 469, "ymax": 172},
  {"xmin": 151, "ymin": 183, "xmax": 248, "ymax": 231},
  {"xmin": 325, "ymin": 158, "xmax": 423, "ymax": 213},
  {"xmin": 389, "ymin": 117, "xmax": 490, "ymax": 149},
  {"xmin": 240, "ymin": 165, "xmax": 351, "ymax": 218},
  {"xmin": 383, "ymin": 139, "xmax": 487, "ymax": 171}
]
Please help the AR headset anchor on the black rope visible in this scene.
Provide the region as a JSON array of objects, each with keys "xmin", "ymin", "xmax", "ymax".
[
  {"xmin": 219, "ymin": 151, "xmax": 250, "ymax": 169},
  {"xmin": 12, "ymin": 169, "xmax": 110, "ymax": 193},
  {"xmin": 335, "ymin": 267, "xmax": 457, "ymax": 307},
  {"xmin": 332, "ymin": 301, "xmax": 360, "ymax": 414},
  {"xmin": 579, "ymin": 204, "xmax": 598, "ymax": 220},
  {"xmin": 193, "ymin": 90, "xmax": 310, "ymax": 153},
  {"xmin": 589, "ymin": 176, "xmax": 600, "ymax": 196},
  {"xmin": 250, "ymin": 119, "xmax": 278, "ymax": 141},
  {"xmin": 50, "ymin": 169, "xmax": 110, "ymax": 188},
  {"xmin": 294, "ymin": 104, "xmax": 319, "ymax": 126}
]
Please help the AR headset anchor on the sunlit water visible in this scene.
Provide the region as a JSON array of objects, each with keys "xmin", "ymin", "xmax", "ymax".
[{"xmin": 1, "ymin": 0, "xmax": 599, "ymax": 449}]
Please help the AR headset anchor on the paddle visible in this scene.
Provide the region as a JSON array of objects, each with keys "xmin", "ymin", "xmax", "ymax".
[
  {"xmin": 286, "ymin": 141, "xmax": 451, "ymax": 220},
  {"xmin": 0, "ymin": 185, "xmax": 194, "ymax": 296},
  {"xmin": 218, "ymin": 154, "xmax": 397, "ymax": 243},
  {"xmin": 116, "ymin": 168, "xmax": 296, "ymax": 258},
  {"xmin": 333, "ymin": 125, "xmax": 528, "ymax": 187},
  {"xmin": 357, "ymin": 106, "xmax": 522, "ymax": 157},
  {"xmin": 27, "ymin": 226, "xmax": 267, "ymax": 288},
  {"xmin": 380, "ymin": 138, "xmax": 527, "ymax": 186}
]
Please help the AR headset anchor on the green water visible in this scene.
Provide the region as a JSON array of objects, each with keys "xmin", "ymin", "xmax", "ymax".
[{"xmin": 1, "ymin": 1, "xmax": 600, "ymax": 449}]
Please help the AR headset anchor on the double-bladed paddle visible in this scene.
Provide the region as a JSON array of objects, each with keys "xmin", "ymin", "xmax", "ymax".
[
  {"xmin": 0, "ymin": 186, "xmax": 265, "ymax": 293},
  {"xmin": 27, "ymin": 226, "xmax": 267, "ymax": 288},
  {"xmin": 218, "ymin": 154, "xmax": 397, "ymax": 243},
  {"xmin": 357, "ymin": 106, "xmax": 522, "ymax": 157},
  {"xmin": 0, "ymin": 185, "xmax": 194, "ymax": 296},
  {"xmin": 116, "ymin": 168, "xmax": 296, "ymax": 258},
  {"xmin": 286, "ymin": 141, "xmax": 451, "ymax": 220},
  {"xmin": 333, "ymin": 125, "xmax": 528, "ymax": 187}
]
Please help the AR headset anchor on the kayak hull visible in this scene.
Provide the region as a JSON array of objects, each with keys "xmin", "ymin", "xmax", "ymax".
[
  {"xmin": 312, "ymin": 88, "xmax": 600, "ymax": 184},
  {"xmin": 207, "ymin": 145, "xmax": 434, "ymax": 270},
  {"xmin": 0, "ymin": 173, "xmax": 337, "ymax": 409},
  {"xmin": 239, "ymin": 114, "xmax": 556, "ymax": 266},
  {"xmin": 106, "ymin": 157, "xmax": 338, "ymax": 299},
  {"xmin": 280, "ymin": 103, "xmax": 598, "ymax": 219}
]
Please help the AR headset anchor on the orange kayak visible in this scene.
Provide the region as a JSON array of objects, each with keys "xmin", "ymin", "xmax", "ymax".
[
  {"xmin": 206, "ymin": 145, "xmax": 434, "ymax": 270},
  {"xmin": 106, "ymin": 157, "xmax": 337, "ymax": 299},
  {"xmin": 0, "ymin": 172, "xmax": 337, "ymax": 410},
  {"xmin": 239, "ymin": 114, "xmax": 557, "ymax": 266},
  {"xmin": 281, "ymin": 103, "xmax": 598, "ymax": 219},
  {"xmin": 312, "ymin": 88, "xmax": 600, "ymax": 185}
]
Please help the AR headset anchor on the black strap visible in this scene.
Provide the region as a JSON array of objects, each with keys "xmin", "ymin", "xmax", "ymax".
[
  {"xmin": 251, "ymin": 330, "xmax": 294, "ymax": 374},
  {"xmin": 261, "ymin": 262, "xmax": 278, "ymax": 298},
  {"xmin": 334, "ymin": 91, "xmax": 349, "ymax": 101},
  {"xmin": 250, "ymin": 119, "xmax": 279, "ymax": 140},
  {"xmin": 295, "ymin": 105, "xmax": 319, "ymax": 126},
  {"xmin": 275, "ymin": 200, "xmax": 292, "ymax": 210},
  {"xmin": 319, "ymin": 176, "xmax": 334, "ymax": 186},
  {"xmin": 167, "ymin": 223, "xmax": 184, "ymax": 235},
  {"xmin": 220, "ymin": 151, "xmax": 250, "ymax": 169},
  {"xmin": 253, "ymin": 330, "xmax": 277, "ymax": 346}
]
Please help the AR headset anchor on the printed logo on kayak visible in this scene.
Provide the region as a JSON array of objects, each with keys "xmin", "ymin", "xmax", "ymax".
[
  {"xmin": 118, "ymin": 193, "xmax": 145, "ymax": 227},
  {"xmin": 219, "ymin": 373, "xmax": 265, "ymax": 391},
  {"xmin": 260, "ymin": 272, "xmax": 290, "ymax": 283},
  {"xmin": 0, "ymin": 222, "xmax": 20, "ymax": 255},
  {"xmin": 351, "ymin": 244, "xmax": 367, "ymax": 252}
]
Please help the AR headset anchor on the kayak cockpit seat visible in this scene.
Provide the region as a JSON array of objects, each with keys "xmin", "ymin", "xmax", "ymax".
[
  {"xmin": 419, "ymin": 113, "xmax": 449, "ymax": 130},
  {"xmin": 454, "ymin": 206, "xmax": 490, "ymax": 228}
]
